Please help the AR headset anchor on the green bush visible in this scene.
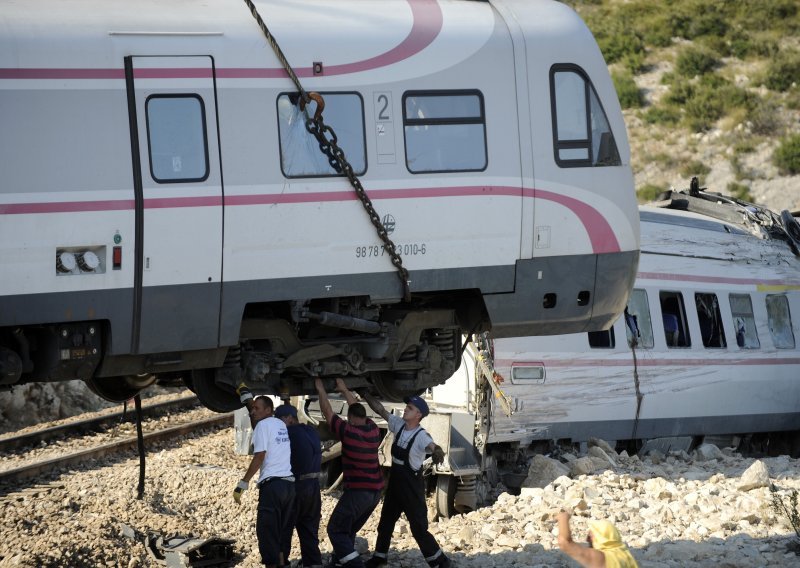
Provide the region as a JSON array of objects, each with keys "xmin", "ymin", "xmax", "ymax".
[
  {"xmin": 764, "ymin": 49, "xmax": 800, "ymax": 92},
  {"xmin": 664, "ymin": 75, "xmax": 751, "ymax": 132},
  {"xmin": 727, "ymin": 182, "xmax": 753, "ymax": 202},
  {"xmin": 748, "ymin": 99, "xmax": 783, "ymax": 136},
  {"xmin": 639, "ymin": 17, "xmax": 674, "ymax": 48},
  {"xmin": 675, "ymin": 46, "xmax": 719, "ymax": 76},
  {"xmin": 770, "ymin": 484, "xmax": 800, "ymax": 552},
  {"xmin": 727, "ymin": 30, "xmax": 754, "ymax": 59},
  {"xmin": 612, "ymin": 71, "xmax": 643, "ymax": 109},
  {"xmin": 733, "ymin": 140, "xmax": 756, "ymax": 155},
  {"xmin": 596, "ymin": 28, "xmax": 645, "ymax": 66},
  {"xmin": 620, "ymin": 51, "xmax": 647, "ymax": 75},
  {"xmin": 637, "ymin": 183, "xmax": 666, "ymax": 203},
  {"xmin": 685, "ymin": 92, "xmax": 724, "ymax": 131},
  {"xmin": 686, "ymin": 11, "xmax": 728, "ymax": 40},
  {"xmin": 774, "ymin": 134, "xmax": 800, "ymax": 175},
  {"xmin": 786, "ymin": 88, "xmax": 800, "ymax": 111},
  {"xmin": 643, "ymin": 105, "xmax": 681, "ymax": 126},
  {"xmin": 664, "ymin": 80, "xmax": 694, "ymax": 106},
  {"xmin": 738, "ymin": 0, "xmax": 799, "ymax": 33},
  {"xmin": 680, "ymin": 160, "xmax": 711, "ymax": 178}
]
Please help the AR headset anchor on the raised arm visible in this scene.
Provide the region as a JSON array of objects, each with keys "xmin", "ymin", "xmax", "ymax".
[
  {"xmin": 314, "ymin": 378, "xmax": 335, "ymax": 425},
  {"xmin": 334, "ymin": 378, "xmax": 360, "ymax": 406},
  {"xmin": 357, "ymin": 388, "xmax": 390, "ymax": 421},
  {"xmin": 557, "ymin": 512, "xmax": 606, "ymax": 568}
]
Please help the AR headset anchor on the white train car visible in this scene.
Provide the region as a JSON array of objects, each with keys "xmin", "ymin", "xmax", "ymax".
[
  {"xmin": 417, "ymin": 186, "xmax": 800, "ymax": 514},
  {"xmin": 447, "ymin": 185, "xmax": 800, "ymax": 453},
  {"xmin": 0, "ymin": 0, "xmax": 638, "ymax": 412}
]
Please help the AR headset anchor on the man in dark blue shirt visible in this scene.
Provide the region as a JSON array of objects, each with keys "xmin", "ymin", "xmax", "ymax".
[{"xmin": 275, "ymin": 403, "xmax": 323, "ymax": 568}]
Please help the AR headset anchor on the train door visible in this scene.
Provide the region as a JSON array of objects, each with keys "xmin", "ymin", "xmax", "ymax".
[{"xmin": 125, "ymin": 56, "xmax": 223, "ymax": 354}]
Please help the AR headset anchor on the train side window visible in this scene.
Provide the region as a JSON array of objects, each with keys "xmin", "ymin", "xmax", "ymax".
[
  {"xmin": 510, "ymin": 365, "xmax": 545, "ymax": 385},
  {"xmin": 277, "ymin": 92, "xmax": 366, "ymax": 177},
  {"xmin": 695, "ymin": 293, "xmax": 727, "ymax": 348},
  {"xmin": 766, "ymin": 294, "xmax": 795, "ymax": 349},
  {"xmin": 146, "ymin": 94, "xmax": 209, "ymax": 183},
  {"xmin": 625, "ymin": 289, "xmax": 654, "ymax": 348},
  {"xmin": 730, "ymin": 294, "xmax": 760, "ymax": 349},
  {"xmin": 402, "ymin": 91, "xmax": 487, "ymax": 173},
  {"xmin": 659, "ymin": 291, "xmax": 691, "ymax": 348},
  {"xmin": 550, "ymin": 65, "xmax": 621, "ymax": 168},
  {"xmin": 588, "ymin": 327, "xmax": 615, "ymax": 348}
]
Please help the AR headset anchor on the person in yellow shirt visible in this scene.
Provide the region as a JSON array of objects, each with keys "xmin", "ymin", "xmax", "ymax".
[{"xmin": 557, "ymin": 511, "xmax": 639, "ymax": 568}]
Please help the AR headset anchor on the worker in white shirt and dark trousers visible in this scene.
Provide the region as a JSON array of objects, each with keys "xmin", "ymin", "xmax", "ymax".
[
  {"xmin": 232, "ymin": 391, "xmax": 296, "ymax": 568},
  {"xmin": 360, "ymin": 392, "xmax": 451, "ymax": 568}
]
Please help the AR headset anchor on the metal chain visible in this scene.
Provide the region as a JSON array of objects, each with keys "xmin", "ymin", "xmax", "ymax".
[{"xmin": 242, "ymin": 0, "xmax": 411, "ymax": 303}]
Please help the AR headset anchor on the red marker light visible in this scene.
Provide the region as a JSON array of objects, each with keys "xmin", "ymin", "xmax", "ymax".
[{"xmin": 112, "ymin": 246, "xmax": 122, "ymax": 269}]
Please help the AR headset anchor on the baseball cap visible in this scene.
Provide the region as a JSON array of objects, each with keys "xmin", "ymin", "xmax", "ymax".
[
  {"xmin": 274, "ymin": 404, "xmax": 298, "ymax": 419},
  {"xmin": 404, "ymin": 395, "xmax": 429, "ymax": 417}
]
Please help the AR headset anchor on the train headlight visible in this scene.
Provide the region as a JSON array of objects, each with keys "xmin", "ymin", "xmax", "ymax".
[
  {"xmin": 56, "ymin": 251, "xmax": 77, "ymax": 273},
  {"xmin": 77, "ymin": 251, "xmax": 100, "ymax": 272}
]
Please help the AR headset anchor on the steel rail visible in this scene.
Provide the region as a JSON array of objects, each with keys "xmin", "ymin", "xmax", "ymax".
[
  {"xmin": 0, "ymin": 393, "xmax": 201, "ymax": 453},
  {"xmin": 0, "ymin": 413, "xmax": 232, "ymax": 485}
]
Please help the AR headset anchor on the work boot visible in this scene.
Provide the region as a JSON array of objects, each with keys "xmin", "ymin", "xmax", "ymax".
[
  {"xmin": 364, "ymin": 557, "xmax": 387, "ymax": 568},
  {"xmin": 429, "ymin": 554, "xmax": 452, "ymax": 568}
]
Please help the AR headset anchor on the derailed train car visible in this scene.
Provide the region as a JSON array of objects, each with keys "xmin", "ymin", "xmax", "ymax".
[
  {"xmin": 0, "ymin": 0, "xmax": 638, "ymax": 412},
  {"xmin": 417, "ymin": 187, "xmax": 800, "ymax": 515}
]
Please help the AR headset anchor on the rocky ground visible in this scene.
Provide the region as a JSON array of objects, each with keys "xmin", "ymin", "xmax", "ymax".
[{"xmin": 2, "ymin": 423, "xmax": 800, "ymax": 568}]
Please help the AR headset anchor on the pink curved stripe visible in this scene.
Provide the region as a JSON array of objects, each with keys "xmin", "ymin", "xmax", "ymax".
[
  {"xmin": 0, "ymin": 0, "xmax": 442, "ymax": 81},
  {"xmin": 0, "ymin": 184, "xmax": 620, "ymax": 255},
  {"xmin": 219, "ymin": 0, "xmax": 442, "ymax": 79},
  {"xmin": 315, "ymin": 0, "xmax": 442, "ymax": 76},
  {"xmin": 532, "ymin": 188, "xmax": 620, "ymax": 254}
]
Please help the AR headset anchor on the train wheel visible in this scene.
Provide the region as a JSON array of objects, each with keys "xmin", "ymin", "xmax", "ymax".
[
  {"xmin": 371, "ymin": 373, "xmax": 424, "ymax": 402},
  {"xmin": 85, "ymin": 374, "xmax": 155, "ymax": 403},
  {"xmin": 190, "ymin": 368, "xmax": 241, "ymax": 413},
  {"xmin": 435, "ymin": 475, "xmax": 457, "ymax": 519}
]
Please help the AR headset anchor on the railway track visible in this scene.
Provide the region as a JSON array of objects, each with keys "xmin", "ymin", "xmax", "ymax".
[
  {"xmin": 0, "ymin": 393, "xmax": 202, "ymax": 453},
  {"xmin": 0, "ymin": 396, "xmax": 234, "ymax": 486}
]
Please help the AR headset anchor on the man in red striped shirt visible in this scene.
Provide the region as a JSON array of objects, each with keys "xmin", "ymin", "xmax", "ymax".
[{"xmin": 315, "ymin": 378, "xmax": 384, "ymax": 568}]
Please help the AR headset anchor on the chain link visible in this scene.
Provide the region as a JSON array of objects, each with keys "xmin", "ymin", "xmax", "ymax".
[{"xmin": 243, "ymin": 0, "xmax": 411, "ymax": 302}]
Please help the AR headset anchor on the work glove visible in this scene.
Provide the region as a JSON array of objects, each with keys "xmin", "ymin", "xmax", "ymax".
[
  {"xmin": 233, "ymin": 480, "xmax": 249, "ymax": 504},
  {"xmin": 236, "ymin": 382, "xmax": 254, "ymax": 404},
  {"xmin": 431, "ymin": 445, "xmax": 445, "ymax": 465}
]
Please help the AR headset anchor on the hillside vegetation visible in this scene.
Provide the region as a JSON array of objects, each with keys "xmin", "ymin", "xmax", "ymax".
[{"xmin": 569, "ymin": 0, "xmax": 800, "ymax": 211}]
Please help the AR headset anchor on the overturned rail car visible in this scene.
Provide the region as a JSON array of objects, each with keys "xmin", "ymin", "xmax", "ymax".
[{"xmin": 0, "ymin": 0, "xmax": 638, "ymax": 411}]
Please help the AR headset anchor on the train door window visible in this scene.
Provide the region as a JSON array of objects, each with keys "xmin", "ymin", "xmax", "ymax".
[
  {"xmin": 402, "ymin": 91, "xmax": 487, "ymax": 173},
  {"xmin": 588, "ymin": 327, "xmax": 615, "ymax": 348},
  {"xmin": 659, "ymin": 291, "xmax": 691, "ymax": 347},
  {"xmin": 766, "ymin": 294, "xmax": 795, "ymax": 349},
  {"xmin": 550, "ymin": 65, "xmax": 621, "ymax": 168},
  {"xmin": 277, "ymin": 92, "xmax": 366, "ymax": 177},
  {"xmin": 146, "ymin": 94, "xmax": 209, "ymax": 183},
  {"xmin": 695, "ymin": 293, "xmax": 727, "ymax": 348},
  {"xmin": 625, "ymin": 289, "xmax": 654, "ymax": 348},
  {"xmin": 730, "ymin": 294, "xmax": 760, "ymax": 348}
]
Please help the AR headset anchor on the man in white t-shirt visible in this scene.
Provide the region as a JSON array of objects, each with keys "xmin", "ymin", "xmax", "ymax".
[
  {"xmin": 233, "ymin": 395, "xmax": 295, "ymax": 568},
  {"xmin": 360, "ymin": 392, "xmax": 450, "ymax": 568}
]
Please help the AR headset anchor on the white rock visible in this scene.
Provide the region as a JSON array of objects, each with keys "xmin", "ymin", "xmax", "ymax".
[{"xmin": 738, "ymin": 459, "xmax": 770, "ymax": 492}]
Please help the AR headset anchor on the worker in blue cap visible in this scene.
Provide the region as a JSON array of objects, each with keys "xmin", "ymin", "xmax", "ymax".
[
  {"xmin": 360, "ymin": 391, "xmax": 450, "ymax": 568},
  {"xmin": 275, "ymin": 403, "xmax": 323, "ymax": 568}
]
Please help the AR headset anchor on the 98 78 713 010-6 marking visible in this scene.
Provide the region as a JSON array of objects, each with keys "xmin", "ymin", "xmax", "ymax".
[{"xmin": 355, "ymin": 243, "xmax": 427, "ymax": 258}]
